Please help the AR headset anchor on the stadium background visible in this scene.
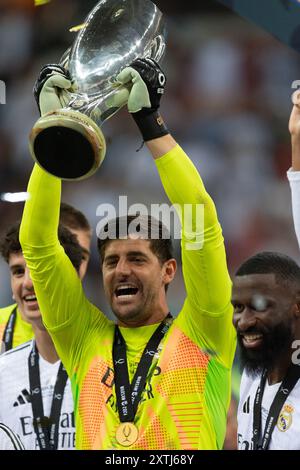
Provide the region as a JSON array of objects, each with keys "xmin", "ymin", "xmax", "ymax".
[{"xmin": 0, "ymin": 0, "xmax": 300, "ymax": 449}]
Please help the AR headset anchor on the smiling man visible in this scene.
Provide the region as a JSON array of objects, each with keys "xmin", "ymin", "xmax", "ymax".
[
  {"xmin": 99, "ymin": 216, "xmax": 175, "ymax": 327},
  {"xmin": 232, "ymin": 251, "xmax": 300, "ymax": 450},
  {"xmin": 0, "ymin": 203, "xmax": 91, "ymax": 352}
]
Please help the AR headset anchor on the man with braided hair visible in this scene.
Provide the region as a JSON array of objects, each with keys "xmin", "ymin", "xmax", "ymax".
[
  {"xmin": 233, "ymin": 252, "xmax": 300, "ymax": 450},
  {"xmin": 20, "ymin": 58, "xmax": 236, "ymax": 449}
]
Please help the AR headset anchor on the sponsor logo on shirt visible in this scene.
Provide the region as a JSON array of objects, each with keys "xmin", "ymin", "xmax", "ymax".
[
  {"xmin": 103, "ymin": 361, "xmax": 162, "ymax": 413},
  {"xmin": 19, "ymin": 411, "xmax": 75, "ymax": 449}
]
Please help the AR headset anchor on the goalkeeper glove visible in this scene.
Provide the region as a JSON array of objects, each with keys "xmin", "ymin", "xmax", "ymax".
[
  {"xmin": 33, "ymin": 64, "xmax": 72, "ymax": 116},
  {"xmin": 116, "ymin": 58, "xmax": 169, "ymax": 141}
]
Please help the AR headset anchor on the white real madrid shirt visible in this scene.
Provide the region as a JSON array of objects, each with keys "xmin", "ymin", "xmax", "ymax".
[
  {"xmin": 287, "ymin": 168, "xmax": 300, "ymax": 248},
  {"xmin": 0, "ymin": 341, "xmax": 75, "ymax": 450},
  {"xmin": 238, "ymin": 369, "xmax": 300, "ymax": 450}
]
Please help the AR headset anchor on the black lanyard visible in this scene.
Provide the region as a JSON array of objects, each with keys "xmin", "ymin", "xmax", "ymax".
[
  {"xmin": 28, "ymin": 341, "xmax": 68, "ymax": 450},
  {"xmin": 252, "ymin": 364, "xmax": 300, "ymax": 450},
  {"xmin": 113, "ymin": 314, "xmax": 172, "ymax": 423},
  {"xmin": 2, "ymin": 306, "xmax": 17, "ymax": 352}
]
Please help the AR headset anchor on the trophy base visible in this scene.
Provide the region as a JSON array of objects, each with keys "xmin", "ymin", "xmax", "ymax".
[{"xmin": 29, "ymin": 109, "xmax": 106, "ymax": 180}]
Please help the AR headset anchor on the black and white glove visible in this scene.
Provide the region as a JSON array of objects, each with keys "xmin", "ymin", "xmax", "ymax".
[
  {"xmin": 116, "ymin": 58, "xmax": 169, "ymax": 141},
  {"xmin": 33, "ymin": 64, "xmax": 72, "ymax": 116}
]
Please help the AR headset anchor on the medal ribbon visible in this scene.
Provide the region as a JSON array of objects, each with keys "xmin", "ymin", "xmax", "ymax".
[
  {"xmin": 252, "ymin": 364, "xmax": 300, "ymax": 450},
  {"xmin": 28, "ymin": 341, "xmax": 68, "ymax": 450},
  {"xmin": 2, "ymin": 306, "xmax": 17, "ymax": 352},
  {"xmin": 113, "ymin": 313, "xmax": 172, "ymax": 423}
]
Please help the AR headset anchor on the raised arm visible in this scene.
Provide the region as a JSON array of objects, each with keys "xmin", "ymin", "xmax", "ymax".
[
  {"xmin": 118, "ymin": 59, "xmax": 235, "ymax": 365},
  {"xmin": 152, "ymin": 139, "xmax": 231, "ymax": 311},
  {"xmin": 20, "ymin": 163, "xmax": 89, "ymax": 329},
  {"xmin": 289, "ymin": 90, "xmax": 300, "ymax": 171},
  {"xmin": 288, "ymin": 90, "xmax": 300, "ymax": 249}
]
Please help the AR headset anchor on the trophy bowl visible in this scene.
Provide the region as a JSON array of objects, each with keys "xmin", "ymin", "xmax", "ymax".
[{"xmin": 29, "ymin": 0, "xmax": 166, "ymax": 180}]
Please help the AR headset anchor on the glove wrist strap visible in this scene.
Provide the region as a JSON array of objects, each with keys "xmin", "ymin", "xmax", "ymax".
[{"xmin": 133, "ymin": 110, "xmax": 169, "ymax": 141}]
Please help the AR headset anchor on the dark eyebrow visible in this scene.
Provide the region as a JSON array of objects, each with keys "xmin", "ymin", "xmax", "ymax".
[
  {"xmin": 104, "ymin": 251, "xmax": 149, "ymax": 262},
  {"xmin": 126, "ymin": 251, "xmax": 149, "ymax": 258},
  {"xmin": 231, "ymin": 294, "xmax": 246, "ymax": 304},
  {"xmin": 103, "ymin": 254, "xmax": 119, "ymax": 263},
  {"xmin": 9, "ymin": 263, "xmax": 24, "ymax": 271}
]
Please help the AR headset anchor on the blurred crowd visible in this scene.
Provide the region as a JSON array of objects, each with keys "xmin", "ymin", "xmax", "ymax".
[{"xmin": 1, "ymin": 0, "xmax": 300, "ymax": 449}]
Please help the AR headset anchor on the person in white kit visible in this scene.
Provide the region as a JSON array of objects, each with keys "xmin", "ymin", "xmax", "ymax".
[
  {"xmin": 232, "ymin": 91, "xmax": 300, "ymax": 450},
  {"xmin": 288, "ymin": 87, "xmax": 300, "ymax": 249},
  {"xmin": 0, "ymin": 222, "xmax": 83, "ymax": 450}
]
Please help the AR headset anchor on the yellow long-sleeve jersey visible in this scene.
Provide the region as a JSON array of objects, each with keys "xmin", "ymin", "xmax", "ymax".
[{"xmin": 20, "ymin": 145, "xmax": 236, "ymax": 449}]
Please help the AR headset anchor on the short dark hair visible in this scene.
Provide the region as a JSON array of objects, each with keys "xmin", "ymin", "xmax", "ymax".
[
  {"xmin": 60, "ymin": 202, "xmax": 91, "ymax": 233},
  {"xmin": 0, "ymin": 221, "xmax": 83, "ymax": 273},
  {"xmin": 235, "ymin": 251, "xmax": 300, "ymax": 287},
  {"xmin": 97, "ymin": 215, "xmax": 174, "ymax": 265}
]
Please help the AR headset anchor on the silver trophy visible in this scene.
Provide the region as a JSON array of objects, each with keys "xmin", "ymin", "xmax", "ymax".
[{"xmin": 29, "ymin": 0, "xmax": 166, "ymax": 180}]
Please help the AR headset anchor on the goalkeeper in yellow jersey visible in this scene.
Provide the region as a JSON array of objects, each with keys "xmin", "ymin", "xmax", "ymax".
[{"xmin": 20, "ymin": 59, "xmax": 236, "ymax": 450}]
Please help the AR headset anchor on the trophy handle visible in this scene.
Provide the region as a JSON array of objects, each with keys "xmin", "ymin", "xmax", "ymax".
[{"xmin": 148, "ymin": 35, "xmax": 166, "ymax": 63}]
